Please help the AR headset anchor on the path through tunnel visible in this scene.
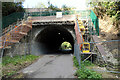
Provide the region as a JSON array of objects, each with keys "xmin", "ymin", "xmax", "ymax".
[{"xmin": 34, "ymin": 26, "xmax": 74, "ymax": 55}]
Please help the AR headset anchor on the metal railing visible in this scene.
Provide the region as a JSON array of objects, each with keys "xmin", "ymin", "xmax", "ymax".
[
  {"xmin": 74, "ymin": 12, "xmax": 99, "ymax": 68},
  {"xmin": 1, "ymin": 19, "xmax": 22, "ymax": 37},
  {"xmin": 74, "ymin": 17, "xmax": 85, "ymax": 68},
  {"xmin": 1, "ymin": 13, "xmax": 29, "ymax": 37},
  {"xmin": 26, "ymin": 10, "xmax": 76, "ymax": 17}
]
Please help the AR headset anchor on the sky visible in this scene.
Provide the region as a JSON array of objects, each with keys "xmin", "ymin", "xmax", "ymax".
[{"xmin": 23, "ymin": 0, "xmax": 88, "ymax": 10}]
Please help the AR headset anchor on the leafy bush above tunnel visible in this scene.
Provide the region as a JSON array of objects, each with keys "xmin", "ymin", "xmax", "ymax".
[{"xmin": 60, "ymin": 41, "xmax": 72, "ymax": 50}]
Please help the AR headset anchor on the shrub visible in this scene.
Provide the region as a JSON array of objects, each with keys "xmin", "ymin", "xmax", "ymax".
[{"xmin": 73, "ymin": 56, "xmax": 102, "ymax": 79}]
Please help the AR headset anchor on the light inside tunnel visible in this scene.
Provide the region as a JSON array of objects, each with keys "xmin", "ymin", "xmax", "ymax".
[{"xmin": 34, "ymin": 26, "xmax": 74, "ymax": 54}]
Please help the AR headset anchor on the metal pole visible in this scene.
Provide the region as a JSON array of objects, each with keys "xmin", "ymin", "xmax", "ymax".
[{"xmin": 78, "ymin": 44, "xmax": 81, "ymax": 69}]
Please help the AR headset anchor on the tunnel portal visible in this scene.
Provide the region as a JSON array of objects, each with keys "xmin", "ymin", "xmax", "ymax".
[{"xmin": 34, "ymin": 25, "xmax": 74, "ymax": 54}]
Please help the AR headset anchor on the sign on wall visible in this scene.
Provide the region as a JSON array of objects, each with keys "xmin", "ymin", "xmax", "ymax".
[{"xmin": 56, "ymin": 12, "xmax": 62, "ymax": 18}]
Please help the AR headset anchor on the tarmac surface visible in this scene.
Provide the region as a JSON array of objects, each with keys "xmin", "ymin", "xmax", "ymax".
[{"xmin": 22, "ymin": 54, "xmax": 76, "ymax": 78}]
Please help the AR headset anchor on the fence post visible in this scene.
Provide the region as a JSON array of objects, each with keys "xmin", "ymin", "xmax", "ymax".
[{"xmin": 96, "ymin": 18, "xmax": 99, "ymax": 36}]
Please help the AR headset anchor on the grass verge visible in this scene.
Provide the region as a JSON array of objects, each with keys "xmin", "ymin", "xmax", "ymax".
[
  {"xmin": 73, "ymin": 56, "xmax": 102, "ymax": 79},
  {"xmin": 2, "ymin": 54, "xmax": 40, "ymax": 78}
]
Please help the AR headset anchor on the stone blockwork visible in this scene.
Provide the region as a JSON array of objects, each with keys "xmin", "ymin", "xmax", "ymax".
[
  {"xmin": 94, "ymin": 42, "xmax": 119, "ymax": 71},
  {"xmin": 3, "ymin": 31, "xmax": 32, "ymax": 57}
]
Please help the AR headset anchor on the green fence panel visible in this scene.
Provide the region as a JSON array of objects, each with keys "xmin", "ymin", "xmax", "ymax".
[
  {"xmin": 2, "ymin": 12, "xmax": 24, "ymax": 29},
  {"xmin": 90, "ymin": 10, "xmax": 99, "ymax": 36},
  {"xmin": 29, "ymin": 10, "xmax": 76, "ymax": 17},
  {"xmin": 29, "ymin": 11, "xmax": 58, "ymax": 17},
  {"xmin": 50, "ymin": 11, "xmax": 56, "ymax": 16}
]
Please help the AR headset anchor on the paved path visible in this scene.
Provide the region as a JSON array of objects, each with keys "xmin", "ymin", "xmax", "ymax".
[{"xmin": 22, "ymin": 54, "xmax": 76, "ymax": 78}]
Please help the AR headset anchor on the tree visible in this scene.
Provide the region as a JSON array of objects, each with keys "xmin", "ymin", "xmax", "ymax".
[
  {"xmin": 88, "ymin": 1, "xmax": 120, "ymax": 28},
  {"xmin": 47, "ymin": 1, "xmax": 61, "ymax": 11},
  {"xmin": 2, "ymin": 2, "xmax": 25, "ymax": 16},
  {"xmin": 35, "ymin": 2, "xmax": 47, "ymax": 8},
  {"xmin": 62, "ymin": 5, "xmax": 71, "ymax": 11},
  {"xmin": 89, "ymin": 1, "xmax": 120, "ymax": 18}
]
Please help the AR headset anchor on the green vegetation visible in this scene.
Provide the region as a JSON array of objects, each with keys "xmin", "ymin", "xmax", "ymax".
[
  {"xmin": 47, "ymin": 1, "xmax": 75, "ymax": 11},
  {"xmin": 76, "ymin": 68, "xmax": 102, "ymax": 79},
  {"xmin": 89, "ymin": 1, "xmax": 120, "ymax": 28},
  {"xmin": 89, "ymin": 2, "xmax": 120, "ymax": 18},
  {"xmin": 2, "ymin": 55, "xmax": 39, "ymax": 66},
  {"xmin": 73, "ymin": 56, "xmax": 94, "ymax": 68},
  {"xmin": 35, "ymin": 2, "xmax": 47, "ymax": 8},
  {"xmin": 2, "ymin": 2, "xmax": 25, "ymax": 16},
  {"xmin": 2, "ymin": 2, "xmax": 25, "ymax": 29},
  {"xmin": 48, "ymin": 1, "xmax": 61, "ymax": 11},
  {"xmin": 62, "ymin": 4, "xmax": 75, "ymax": 11},
  {"xmin": 73, "ymin": 56, "xmax": 102, "ymax": 79},
  {"xmin": 2, "ymin": 55, "xmax": 39, "ymax": 78},
  {"xmin": 61, "ymin": 41, "xmax": 72, "ymax": 50}
]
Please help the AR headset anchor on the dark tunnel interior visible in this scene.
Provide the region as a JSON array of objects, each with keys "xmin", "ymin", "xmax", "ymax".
[{"xmin": 34, "ymin": 26, "xmax": 74, "ymax": 54}]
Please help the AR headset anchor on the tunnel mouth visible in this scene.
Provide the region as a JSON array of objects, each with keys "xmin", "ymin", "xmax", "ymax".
[{"xmin": 34, "ymin": 25, "xmax": 74, "ymax": 54}]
